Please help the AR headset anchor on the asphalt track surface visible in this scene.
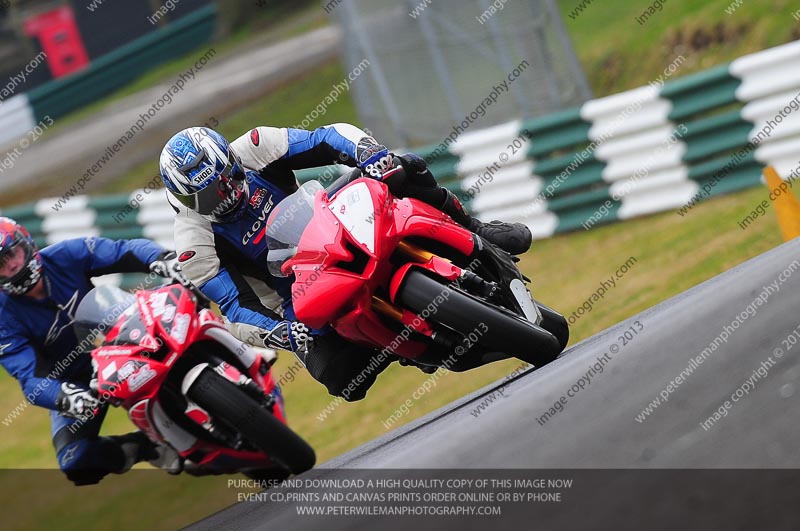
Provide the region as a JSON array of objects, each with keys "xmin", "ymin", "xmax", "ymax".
[{"xmin": 187, "ymin": 239, "xmax": 800, "ymax": 530}]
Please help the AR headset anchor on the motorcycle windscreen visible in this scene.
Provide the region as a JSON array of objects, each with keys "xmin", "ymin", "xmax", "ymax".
[
  {"xmin": 266, "ymin": 180, "xmax": 325, "ymax": 277},
  {"xmin": 73, "ymin": 285, "xmax": 136, "ymax": 347}
]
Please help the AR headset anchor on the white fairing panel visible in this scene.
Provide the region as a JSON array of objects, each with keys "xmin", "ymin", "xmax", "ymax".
[
  {"xmin": 152, "ymin": 400, "xmax": 198, "ymax": 452},
  {"xmin": 329, "ymin": 182, "xmax": 376, "ymax": 253}
]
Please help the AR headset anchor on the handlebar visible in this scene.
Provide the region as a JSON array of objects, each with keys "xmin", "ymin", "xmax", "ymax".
[{"xmin": 150, "ymin": 260, "xmax": 213, "ymax": 310}]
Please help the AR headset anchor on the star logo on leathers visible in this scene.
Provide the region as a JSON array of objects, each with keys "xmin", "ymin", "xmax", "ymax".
[
  {"xmin": 45, "ymin": 291, "xmax": 80, "ymax": 346},
  {"xmin": 60, "ymin": 445, "xmax": 78, "ymax": 466}
]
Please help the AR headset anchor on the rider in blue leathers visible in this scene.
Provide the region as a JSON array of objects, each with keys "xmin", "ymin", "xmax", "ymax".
[
  {"xmin": 0, "ymin": 220, "xmax": 180, "ymax": 485},
  {"xmin": 160, "ymin": 123, "xmax": 532, "ymax": 401}
]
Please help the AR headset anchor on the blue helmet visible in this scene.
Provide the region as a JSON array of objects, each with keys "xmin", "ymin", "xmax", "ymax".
[{"xmin": 159, "ymin": 127, "xmax": 249, "ymax": 222}]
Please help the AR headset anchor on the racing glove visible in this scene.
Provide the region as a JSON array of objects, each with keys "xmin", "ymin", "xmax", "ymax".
[
  {"xmin": 149, "ymin": 250, "xmax": 191, "ymax": 286},
  {"xmin": 356, "ymin": 138, "xmax": 394, "ymax": 178},
  {"xmin": 56, "ymin": 382, "xmax": 99, "ymax": 419},
  {"xmin": 259, "ymin": 321, "xmax": 315, "ymax": 353}
]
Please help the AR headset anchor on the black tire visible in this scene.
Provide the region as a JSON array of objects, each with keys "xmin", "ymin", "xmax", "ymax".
[
  {"xmin": 187, "ymin": 368, "xmax": 315, "ymax": 474},
  {"xmin": 535, "ymin": 301, "xmax": 569, "ymax": 351},
  {"xmin": 397, "ymin": 270, "xmax": 561, "ymax": 367}
]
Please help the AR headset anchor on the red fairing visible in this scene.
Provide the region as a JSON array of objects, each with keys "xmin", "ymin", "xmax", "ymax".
[
  {"xmin": 286, "ymin": 177, "xmax": 475, "ymax": 360},
  {"xmin": 93, "ymin": 286, "xmax": 201, "ymax": 406},
  {"xmin": 90, "ymin": 283, "xmax": 287, "ymax": 469},
  {"xmin": 392, "ymin": 197, "xmax": 475, "ymax": 256}
]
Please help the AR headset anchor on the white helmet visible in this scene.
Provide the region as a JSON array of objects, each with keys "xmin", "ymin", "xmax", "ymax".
[{"xmin": 159, "ymin": 127, "xmax": 249, "ymax": 222}]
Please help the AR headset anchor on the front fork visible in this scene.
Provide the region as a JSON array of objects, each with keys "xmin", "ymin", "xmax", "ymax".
[{"xmin": 181, "ymin": 361, "xmax": 277, "ymax": 452}]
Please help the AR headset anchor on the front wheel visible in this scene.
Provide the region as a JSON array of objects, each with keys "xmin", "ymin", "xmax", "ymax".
[
  {"xmin": 186, "ymin": 368, "xmax": 315, "ymax": 474},
  {"xmin": 397, "ymin": 270, "xmax": 562, "ymax": 367}
]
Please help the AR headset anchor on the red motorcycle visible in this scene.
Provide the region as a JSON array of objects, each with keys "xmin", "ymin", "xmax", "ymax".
[
  {"xmin": 73, "ymin": 279, "xmax": 315, "ymax": 479},
  {"xmin": 266, "ymin": 173, "xmax": 569, "ymax": 373}
]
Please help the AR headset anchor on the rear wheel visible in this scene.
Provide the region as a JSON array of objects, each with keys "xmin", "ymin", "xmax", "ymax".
[
  {"xmin": 397, "ymin": 270, "xmax": 561, "ymax": 367},
  {"xmin": 187, "ymin": 369, "xmax": 315, "ymax": 474}
]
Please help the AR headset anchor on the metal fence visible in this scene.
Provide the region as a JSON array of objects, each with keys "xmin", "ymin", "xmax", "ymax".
[{"xmin": 329, "ymin": 0, "xmax": 591, "ymax": 147}]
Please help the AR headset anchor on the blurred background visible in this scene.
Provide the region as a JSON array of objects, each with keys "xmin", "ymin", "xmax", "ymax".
[
  {"xmin": 0, "ymin": 0, "xmax": 215, "ymax": 90},
  {"xmin": 1, "ymin": 1, "xmax": 799, "ymax": 530}
]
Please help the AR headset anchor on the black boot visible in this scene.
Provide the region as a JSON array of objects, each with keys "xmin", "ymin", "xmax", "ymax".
[
  {"xmin": 109, "ymin": 431, "xmax": 182, "ymax": 475},
  {"xmin": 439, "ymin": 189, "xmax": 532, "ymax": 255},
  {"xmin": 468, "ymin": 219, "xmax": 533, "ymax": 256}
]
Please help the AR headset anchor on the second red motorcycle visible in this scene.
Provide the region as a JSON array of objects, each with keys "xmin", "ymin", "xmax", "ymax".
[{"xmin": 74, "ymin": 279, "xmax": 315, "ymax": 479}]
